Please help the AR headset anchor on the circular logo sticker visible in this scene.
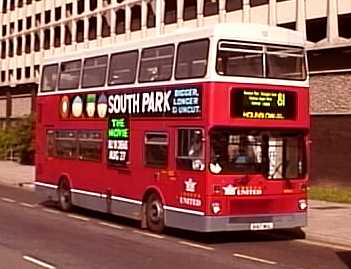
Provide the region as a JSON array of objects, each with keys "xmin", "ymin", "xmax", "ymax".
[
  {"xmin": 59, "ymin": 95, "xmax": 70, "ymax": 118},
  {"xmin": 72, "ymin": 96, "xmax": 83, "ymax": 118},
  {"xmin": 97, "ymin": 94, "xmax": 108, "ymax": 118}
]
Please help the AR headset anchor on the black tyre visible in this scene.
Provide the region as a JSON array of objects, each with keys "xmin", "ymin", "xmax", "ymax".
[
  {"xmin": 146, "ymin": 193, "xmax": 165, "ymax": 233},
  {"xmin": 58, "ymin": 179, "xmax": 73, "ymax": 212}
]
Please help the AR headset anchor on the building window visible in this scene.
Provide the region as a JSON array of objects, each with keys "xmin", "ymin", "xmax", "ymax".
[
  {"xmin": 16, "ymin": 68, "xmax": 22, "ymax": 80},
  {"xmin": 25, "ymin": 66, "xmax": 30, "ymax": 78},
  {"xmin": 2, "ymin": 25, "xmax": 6, "ymax": 37},
  {"xmin": 144, "ymin": 132, "xmax": 168, "ymax": 167},
  {"xmin": 139, "ymin": 44, "xmax": 174, "ymax": 82},
  {"xmin": 26, "ymin": 16, "xmax": 32, "ymax": 29},
  {"xmin": 1, "ymin": 71, "xmax": 6, "ymax": 82},
  {"xmin": 204, "ymin": 0, "xmax": 218, "ymax": 17},
  {"xmin": 177, "ymin": 129, "xmax": 204, "ymax": 171},
  {"xmin": 18, "ymin": 20, "xmax": 23, "ymax": 32}
]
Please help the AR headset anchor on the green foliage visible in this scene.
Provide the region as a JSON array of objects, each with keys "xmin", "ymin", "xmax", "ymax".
[
  {"xmin": 0, "ymin": 115, "xmax": 35, "ymax": 164},
  {"xmin": 309, "ymin": 186, "xmax": 351, "ymax": 204}
]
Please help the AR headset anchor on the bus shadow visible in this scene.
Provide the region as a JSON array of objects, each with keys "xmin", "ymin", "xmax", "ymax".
[
  {"xmin": 164, "ymin": 227, "xmax": 303, "ymax": 245},
  {"xmin": 40, "ymin": 201, "xmax": 304, "ymax": 244},
  {"xmin": 336, "ymin": 251, "xmax": 351, "ymax": 269},
  {"xmin": 40, "ymin": 201, "xmax": 141, "ymax": 229}
]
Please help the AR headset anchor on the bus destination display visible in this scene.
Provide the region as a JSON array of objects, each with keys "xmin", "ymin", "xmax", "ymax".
[
  {"xmin": 231, "ymin": 89, "xmax": 295, "ymax": 120},
  {"xmin": 107, "ymin": 116, "xmax": 129, "ymax": 166}
]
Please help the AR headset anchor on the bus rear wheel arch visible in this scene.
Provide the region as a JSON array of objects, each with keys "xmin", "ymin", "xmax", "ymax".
[
  {"xmin": 57, "ymin": 177, "xmax": 73, "ymax": 212},
  {"xmin": 144, "ymin": 193, "xmax": 165, "ymax": 234}
]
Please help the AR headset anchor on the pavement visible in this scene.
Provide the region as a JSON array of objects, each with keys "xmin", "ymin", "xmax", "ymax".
[{"xmin": 0, "ymin": 161, "xmax": 350, "ymax": 249}]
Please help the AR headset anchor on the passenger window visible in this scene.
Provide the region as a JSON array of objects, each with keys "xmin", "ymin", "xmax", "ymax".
[
  {"xmin": 176, "ymin": 39, "xmax": 209, "ymax": 79},
  {"xmin": 144, "ymin": 132, "xmax": 168, "ymax": 167},
  {"xmin": 82, "ymin": 55, "xmax": 108, "ymax": 88},
  {"xmin": 109, "ymin": 50, "xmax": 138, "ymax": 85},
  {"xmin": 177, "ymin": 129, "xmax": 205, "ymax": 171},
  {"xmin": 41, "ymin": 64, "xmax": 58, "ymax": 92},
  {"xmin": 55, "ymin": 130, "xmax": 77, "ymax": 159},
  {"xmin": 47, "ymin": 130, "xmax": 55, "ymax": 157},
  {"xmin": 58, "ymin": 60, "xmax": 81, "ymax": 90},
  {"xmin": 139, "ymin": 45, "xmax": 174, "ymax": 82},
  {"xmin": 78, "ymin": 131, "xmax": 103, "ymax": 161}
]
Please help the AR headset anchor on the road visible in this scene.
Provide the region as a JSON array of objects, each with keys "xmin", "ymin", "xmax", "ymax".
[{"xmin": 0, "ymin": 185, "xmax": 350, "ymax": 269}]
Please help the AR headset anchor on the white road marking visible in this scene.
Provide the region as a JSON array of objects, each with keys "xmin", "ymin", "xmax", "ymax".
[
  {"xmin": 133, "ymin": 230, "xmax": 165, "ymax": 239},
  {"xmin": 179, "ymin": 241, "xmax": 214, "ymax": 251},
  {"xmin": 296, "ymin": 239, "xmax": 351, "ymax": 252},
  {"xmin": 233, "ymin": 253, "xmax": 277, "ymax": 265},
  {"xmin": 20, "ymin": 202, "xmax": 37, "ymax": 208},
  {"xmin": 99, "ymin": 222, "xmax": 123, "ymax": 230},
  {"xmin": 42, "ymin": 208, "xmax": 60, "ymax": 214},
  {"xmin": 1, "ymin": 197, "xmax": 16, "ymax": 203},
  {"xmin": 23, "ymin": 256, "xmax": 56, "ymax": 269},
  {"xmin": 67, "ymin": 214, "xmax": 90, "ymax": 222}
]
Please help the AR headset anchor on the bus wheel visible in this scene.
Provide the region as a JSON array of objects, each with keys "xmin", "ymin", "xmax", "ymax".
[
  {"xmin": 146, "ymin": 193, "xmax": 165, "ymax": 233},
  {"xmin": 58, "ymin": 179, "xmax": 73, "ymax": 212}
]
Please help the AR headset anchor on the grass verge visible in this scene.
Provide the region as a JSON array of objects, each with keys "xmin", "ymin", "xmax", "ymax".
[{"xmin": 309, "ymin": 186, "xmax": 351, "ymax": 204}]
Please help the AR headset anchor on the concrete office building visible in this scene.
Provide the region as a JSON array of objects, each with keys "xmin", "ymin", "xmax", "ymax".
[{"xmin": 1, "ymin": 0, "xmax": 351, "ymax": 185}]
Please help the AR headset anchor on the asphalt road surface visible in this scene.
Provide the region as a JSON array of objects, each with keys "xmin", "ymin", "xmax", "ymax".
[{"xmin": 0, "ymin": 185, "xmax": 350, "ymax": 269}]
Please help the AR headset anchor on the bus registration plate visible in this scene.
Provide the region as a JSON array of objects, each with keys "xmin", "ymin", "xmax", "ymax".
[{"xmin": 250, "ymin": 222, "xmax": 274, "ymax": 231}]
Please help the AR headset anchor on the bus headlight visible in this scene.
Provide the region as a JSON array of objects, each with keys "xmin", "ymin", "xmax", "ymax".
[
  {"xmin": 298, "ymin": 199, "xmax": 308, "ymax": 210},
  {"xmin": 211, "ymin": 201, "xmax": 221, "ymax": 215}
]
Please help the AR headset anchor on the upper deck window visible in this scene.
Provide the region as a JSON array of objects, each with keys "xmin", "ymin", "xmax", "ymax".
[
  {"xmin": 58, "ymin": 60, "xmax": 81, "ymax": 90},
  {"xmin": 266, "ymin": 46, "xmax": 306, "ymax": 80},
  {"xmin": 175, "ymin": 39, "xmax": 209, "ymax": 79},
  {"xmin": 139, "ymin": 44, "xmax": 174, "ymax": 83},
  {"xmin": 109, "ymin": 50, "xmax": 138, "ymax": 85},
  {"xmin": 217, "ymin": 42, "xmax": 264, "ymax": 78},
  {"xmin": 216, "ymin": 41, "xmax": 306, "ymax": 81},
  {"xmin": 41, "ymin": 64, "xmax": 58, "ymax": 92},
  {"xmin": 82, "ymin": 55, "xmax": 108, "ymax": 88}
]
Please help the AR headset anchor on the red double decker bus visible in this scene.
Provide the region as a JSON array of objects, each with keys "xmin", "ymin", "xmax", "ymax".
[{"xmin": 36, "ymin": 23, "xmax": 309, "ymax": 233}]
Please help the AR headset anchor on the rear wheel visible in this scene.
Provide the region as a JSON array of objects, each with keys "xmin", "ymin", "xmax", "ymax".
[
  {"xmin": 146, "ymin": 193, "xmax": 165, "ymax": 233},
  {"xmin": 58, "ymin": 179, "xmax": 73, "ymax": 212}
]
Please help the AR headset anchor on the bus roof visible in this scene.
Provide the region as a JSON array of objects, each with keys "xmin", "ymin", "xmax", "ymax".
[{"xmin": 44, "ymin": 23, "xmax": 305, "ymax": 64}]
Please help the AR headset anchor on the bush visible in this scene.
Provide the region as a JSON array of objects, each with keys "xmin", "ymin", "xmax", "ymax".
[{"xmin": 0, "ymin": 115, "xmax": 35, "ymax": 165}]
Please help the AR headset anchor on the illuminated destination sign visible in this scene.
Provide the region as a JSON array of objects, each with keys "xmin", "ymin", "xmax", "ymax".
[
  {"xmin": 107, "ymin": 116, "xmax": 129, "ymax": 166},
  {"xmin": 231, "ymin": 89, "xmax": 295, "ymax": 120}
]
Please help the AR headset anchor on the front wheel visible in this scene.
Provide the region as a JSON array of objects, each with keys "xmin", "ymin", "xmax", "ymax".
[
  {"xmin": 58, "ymin": 179, "xmax": 73, "ymax": 212},
  {"xmin": 146, "ymin": 193, "xmax": 165, "ymax": 233}
]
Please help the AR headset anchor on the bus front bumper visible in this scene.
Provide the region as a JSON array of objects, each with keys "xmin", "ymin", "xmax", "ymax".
[{"xmin": 165, "ymin": 210, "xmax": 307, "ymax": 232}]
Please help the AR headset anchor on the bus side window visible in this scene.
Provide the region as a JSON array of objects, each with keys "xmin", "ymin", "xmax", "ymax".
[
  {"xmin": 108, "ymin": 50, "xmax": 138, "ymax": 85},
  {"xmin": 47, "ymin": 130, "xmax": 56, "ymax": 157},
  {"xmin": 58, "ymin": 60, "xmax": 81, "ymax": 90},
  {"xmin": 139, "ymin": 45, "xmax": 174, "ymax": 82},
  {"xmin": 41, "ymin": 64, "xmax": 58, "ymax": 92},
  {"xmin": 175, "ymin": 39, "xmax": 209, "ymax": 79},
  {"xmin": 55, "ymin": 130, "xmax": 77, "ymax": 159},
  {"xmin": 78, "ymin": 131, "xmax": 103, "ymax": 161},
  {"xmin": 82, "ymin": 55, "xmax": 108, "ymax": 88},
  {"xmin": 144, "ymin": 132, "xmax": 168, "ymax": 167},
  {"xmin": 176, "ymin": 129, "xmax": 205, "ymax": 171}
]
